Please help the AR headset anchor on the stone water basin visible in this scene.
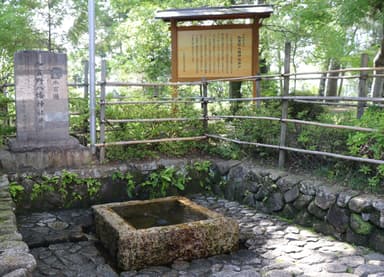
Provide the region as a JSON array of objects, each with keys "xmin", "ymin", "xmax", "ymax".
[{"xmin": 93, "ymin": 196, "xmax": 239, "ymax": 270}]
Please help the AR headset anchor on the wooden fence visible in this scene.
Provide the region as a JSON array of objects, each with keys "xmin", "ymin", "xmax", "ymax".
[
  {"xmin": 95, "ymin": 53, "xmax": 384, "ymax": 166},
  {"xmin": 2, "ymin": 50, "xmax": 384, "ymax": 168}
]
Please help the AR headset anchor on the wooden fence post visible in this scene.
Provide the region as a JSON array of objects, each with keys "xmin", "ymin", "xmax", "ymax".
[
  {"xmin": 82, "ymin": 60, "xmax": 89, "ymax": 136},
  {"xmin": 99, "ymin": 59, "xmax": 107, "ymax": 162},
  {"xmin": 357, "ymin": 53, "xmax": 369, "ymax": 119},
  {"xmin": 202, "ymin": 78, "xmax": 208, "ymax": 133},
  {"xmin": 255, "ymin": 76, "xmax": 261, "ymax": 108},
  {"xmin": 83, "ymin": 60, "xmax": 89, "ymax": 99},
  {"xmin": 278, "ymin": 42, "xmax": 291, "ymax": 168}
]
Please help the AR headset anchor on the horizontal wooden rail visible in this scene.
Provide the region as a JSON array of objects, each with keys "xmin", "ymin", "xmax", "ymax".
[
  {"xmin": 68, "ymin": 83, "xmax": 88, "ymax": 87},
  {"xmin": 95, "ymin": 136, "xmax": 207, "ymax": 147},
  {"xmin": 106, "ymin": 117, "xmax": 204, "ymax": 123},
  {"xmin": 209, "ymin": 115, "xmax": 376, "ymax": 132},
  {"xmin": 206, "ymin": 134, "xmax": 280, "ymax": 149},
  {"xmin": 207, "ymin": 134, "xmax": 384, "ymax": 165},
  {"xmin": 103, "ymin": 99, "xmax": 200, "ymax": 105},
  {"xmin": 212, "ymin": 96, "xmax": 384, "ymax": 103},
  {"xmin": 283, "ymin": 118, "xmax": 376, "ymax": 132},
  {"xmin": 208, "ymin": 115, "xmax": 280, "ymax": 121},
  {"xmin": 293, "ymin": 99, "xmax": 384, "ymax": 108},
  {"xmin": 100, "ymin": 81, "xmax": 202, "ymax": 87}
]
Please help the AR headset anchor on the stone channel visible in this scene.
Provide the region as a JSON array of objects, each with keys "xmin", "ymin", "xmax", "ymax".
[{"xmin": 14, "ymin": 195, "xmax": 384, "ymax": 277}]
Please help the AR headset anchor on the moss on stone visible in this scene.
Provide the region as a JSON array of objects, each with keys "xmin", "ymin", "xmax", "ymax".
[{"xmin": 350, "ymin": 213, "xmax": 373, "ymax": 235}]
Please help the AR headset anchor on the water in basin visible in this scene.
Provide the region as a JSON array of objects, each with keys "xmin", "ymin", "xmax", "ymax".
[{"xmin": 112, "ymin": 199, "xmax": 208, "ymax": 229}]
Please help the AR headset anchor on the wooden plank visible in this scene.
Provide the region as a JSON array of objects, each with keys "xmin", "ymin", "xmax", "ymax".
[
  {"xmin": 176, "ymin": 27, "xmax": 253, "ymax": 80},
  {"xmin": 357, "ymin": 53, "xmax": 369, "ymax": 119},
  {"xmin": 95, "ymin": 136, "xmax": 207, "ymax": 147},
  {"xmin": 278, "ymin": 42, "xmax": 291, "ymax": 169}
]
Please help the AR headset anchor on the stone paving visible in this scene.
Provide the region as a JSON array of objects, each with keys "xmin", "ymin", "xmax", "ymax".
[{"xmin": 16, "ymin": 195, "xmax": 384, "ymax": 277}]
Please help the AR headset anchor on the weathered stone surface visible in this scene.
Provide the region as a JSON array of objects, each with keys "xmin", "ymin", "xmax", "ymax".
[
  {"xmin": 0, "ymin": 253, "xmax": 36, "ymax": 276},
  {"xmin": 371, "ymin": 199, "xmax": 384, "ymax": 228},
  {"xmin": 354, "ymin": 264, "xmax": 384, "ymax": 276},
  {"xmin": 213, "ymin": 160, "xmax": 242, "ymax": 175},
  {"xmin": 243, "ymin": 193, "xmax": 256, "ymax": 207},
  {"xmin": 0, "ymin": 240, "xmax": 29, "ymax": 254},
  {"xmin": 314, "ymin": 186, "xmax": 337, "ymax": 210},
  {"xmin": 349, "ymin": 194, "xmax": 374, "ymax": 213},
  {"xmin": 350, "ymin": 213, "xmax": 374, "ymax": 235},
  {"xmin": 247, "ymin": 182, "xmax": 261, "ymax": 193},
  {"xmin": 325, "ymin": 262, "xmax": 348, "ymax": 273},
  {"xmin": 228, "ymin": 165, "xmax": 247, "ymax": 183},
  {"xmin": 284, "ymin": 186, "xmax": 300, "ymax": 203},
  {"xmin": 294, "ymin": 210, "xmax": 314, "ymax": 227},
  {"xmin": 254, "ymin": 186, "xmax": 270, "ymax": 201},
  {"xmin": 293, "ymin": 194, "xmax": 313, "ymax": 210},
  {"xmin": 11, "ymin": 194, "xmax": 384, "ymax": 277},
  {"xmin": 313, "ymin": 222, "xmax": 340, "ymax": 238},
  {"xmin": 265, "ymin": 193, "xmax": 284, "ymax": 213},
  {"xmin": 1, "ymin": 148, "xmax": 92, "ymax": 172},
  {"xmin": 279, "ymin": 204, "xmax": 297, "ymax": 220},
  {"xmin": 0, "ymin": 175, "xmax": 9, "ymax": 187},
  {"xmin": 327, "ymin": 204, "xmax": 350, "ymax": 233},
  {"xmin": 266, "ymin": 169, "xmax": 288, "ymax": 182},
  {"xmin": 345, "ymin": 228, "xmax": 368, "ymax": 245},
  {"xmin": 0, "ymin": 232, "xmax": 23, "ymax": 243},
  {"xmin": 299, "ymin": 180, "xmax": 318, "ymax": 196},
  {"xmin": 2, "ymin": 268, "xmax": 29, "ymax": 277},
  {"xmin": 93, "ymin": 197, "xmax": 239, "ymax": 270},
  {"xmin": 308, "ymin": 201, "xmax": 327, "ymax": 220},
  {"xmin": 337, "ymin": 190, "xmax": 360, "ymax": 208},
  {"xmin": 338, "ymin": 255, "xmax": 365, "ymax": 268},
  {"xmin": 369, "ymin": 230, "xmax": 384, "ymax": 253},
  {"xmin": 17, "ymin": 209, "xmax": 92, "ymax": 247},
  {"xmin": 276, "ymin": 176, "xmax": 304, "ymax": 192},
  {"xmin": 365, "ymin": 252, "xmax": 384, "ymax": 262}
]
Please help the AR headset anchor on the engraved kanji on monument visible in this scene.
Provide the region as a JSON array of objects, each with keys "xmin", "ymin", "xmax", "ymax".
[{"xmin": 10, "ymin": 51, "xmax": 79, "ymax": 151}]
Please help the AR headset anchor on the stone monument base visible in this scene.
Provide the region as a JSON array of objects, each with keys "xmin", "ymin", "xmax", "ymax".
[
  {"xmin": 0, "ymin": 144, "xmax": 92, "ymax": 172},
  {"xmin": 8, "ymin": 136, "xmax": 81, "ymax": 152}
]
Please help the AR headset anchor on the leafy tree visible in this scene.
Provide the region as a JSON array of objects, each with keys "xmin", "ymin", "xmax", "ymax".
[
  {"xmin": 333, "ymin": 0, "xmax": 384, "ymax": 96},
  {"xmin": 34, "ymin": 0, "xmax": 69, "ymax": 51},
  {"xmin": 0, "ymin": 1, "xmax": 43, "ymax": 84}
]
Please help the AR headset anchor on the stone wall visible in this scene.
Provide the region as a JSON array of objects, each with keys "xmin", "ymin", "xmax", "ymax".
[
  {"xmin": 4, "ymin": 157, "xmax": 384, "ymax": 257},
  {"xmin": 223, "ymin": 161, "xmax": 384, "ymax": 254},
  {"xmin": 0, "ymin": 175, "xmax": 36, "ymax": 276}
]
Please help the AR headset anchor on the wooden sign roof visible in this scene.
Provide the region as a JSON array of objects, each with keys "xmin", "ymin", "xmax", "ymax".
[{"xmin": 155, "ymin": 5, "xmax": 273, "ymax": 22}]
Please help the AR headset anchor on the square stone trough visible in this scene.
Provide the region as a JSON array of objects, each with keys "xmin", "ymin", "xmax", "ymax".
[{"xmin": 92, "ymin": 196, "xmax": 239, "ymax": 270}]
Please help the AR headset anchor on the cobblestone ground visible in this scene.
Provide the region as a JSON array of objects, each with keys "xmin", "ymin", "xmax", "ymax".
[{"xmin": 17, "ymin": 195, "xmax": 384, "ymax": 277}]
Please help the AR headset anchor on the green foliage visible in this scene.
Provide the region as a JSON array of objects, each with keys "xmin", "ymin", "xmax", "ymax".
[
  {"xmin": 85, "ymin": 178, "xmax": 102, "ymax": 198},
  {"xmin": 232, "ymin": 104, "xmax": 281, "ymax": 158},
  {"xmin": 112, "ymin": 171, "xmax": 136, "ymax": 198},
  {"xmin": 9, "ymin": 182, "xmax": 24, "ymax": 203},
  {"xmin": 288, "ymin": 91, "xmax": 325, "ymax": 121},
  {"xmin": 347, "ymin": 106, "xmax": 384, "ymax": 190},
  {"xmin": 31, "ymin": 182, "xmax": 55, "ymax": 201},
  {"xmin": 142, "ymin": 166, "xmax": 190, "ymax": 199},
  {"xmin": 0, "ymin": 93, "xmax": 15, "ymax": 145},
  {"xmin": 25, "ymin": 171, "xmax": 102, "ymax": 207},
  {"xmin": 68, "ymin": 93, "xmax": 89, "ymax": 143},
  {"xmin": 104, "ymin": 93, "xmax": 206, "ymax": 160},
  {"xmin": 190, "ymin": 160, "xmax": 215, "ymax": 192}
]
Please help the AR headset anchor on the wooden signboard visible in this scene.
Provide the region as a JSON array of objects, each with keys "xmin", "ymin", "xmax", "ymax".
[
  {"xmin": 176, "ymin": 26, "xmax": 253, "ymax": 81},
  {"xmin": 156, "ymin": 5, "xmax": 273, "ymax": 97}
]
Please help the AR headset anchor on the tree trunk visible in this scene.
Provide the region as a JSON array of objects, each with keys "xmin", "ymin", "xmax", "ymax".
[
  {"xmin": 318, "ymin": 59, "xmax": 330, "ymax": 96},
  {"xmin": 338, "ymin": 66, "xmax": 344, "ymax": 96},
  {"xmin": 326, "ymin": 59, "xmax": 340, "ymax": 99},
  {"xmin": 371, "ymin": 38, "xmax": 384, "ymax": 98},
  {"xmin": 318, "ymin": 73, "xmax": 326, "ymax": 96},
  {"xmin": 229, "ymin": 81, "xmax": 242, "ymax": 115}
]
